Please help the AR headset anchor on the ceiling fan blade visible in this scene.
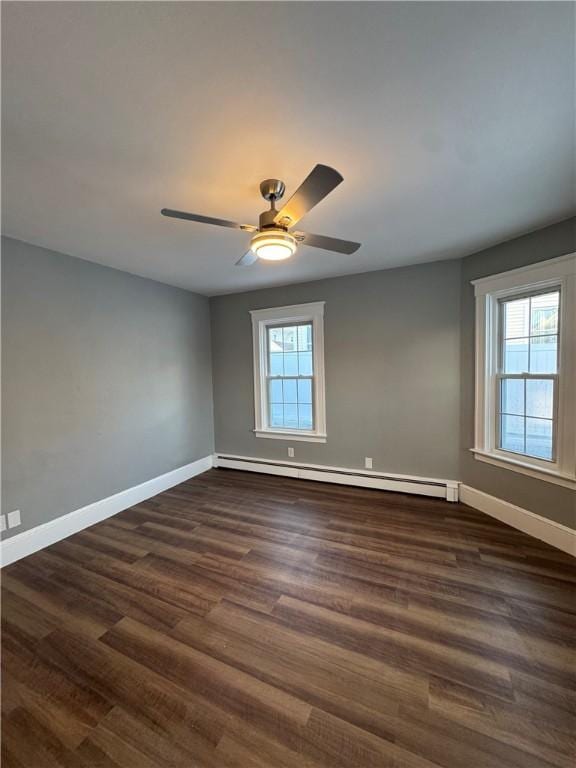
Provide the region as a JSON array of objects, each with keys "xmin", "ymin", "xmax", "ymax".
[
  {"xmin": 273, "ymin": 165, "xmax": 344, "ymax": 227},
  {"xmin": 235, "ymin": 250, "xmax": 259, "ymax": 267},
  {"xmin": 161, "ymin": 209, "xmax": 257, "ymax": 232},
  {"xmin": 294, "ymin": 231, "xmax": 361, "ymax": 255}
]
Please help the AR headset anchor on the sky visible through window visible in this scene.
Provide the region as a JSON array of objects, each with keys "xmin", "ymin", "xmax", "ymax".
[
  {"xmin": 499, "ymin": 291, "xmax": 559, "ymax": 460},
  {"xmin": 267, "ymin": 323, "xmax": 314, "ymax": 430}
]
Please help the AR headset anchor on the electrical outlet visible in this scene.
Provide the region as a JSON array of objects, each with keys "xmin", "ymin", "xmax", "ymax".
[
  {"xmin": 288, "ymin": 447, "xmax": 295, "ymax": 458},
  {"xmin": 365, "ymin": 457, "xmax": 373, "ymax": 469},
  {"xmin": 0, "ymin": 515, "xmax": 6, "ymax": 533},
  {"xmin": 7, "ymin": 510, "xmax": 21, "ymax": 529}
]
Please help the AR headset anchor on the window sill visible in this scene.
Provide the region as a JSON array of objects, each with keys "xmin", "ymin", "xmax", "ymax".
[
  {"xmin": 254, "ymin": 429, "xmax": 327, "ymax": 443},
  {"xmin": 471, "ymin": 449, "xmax": 576, "ymax": 490}
]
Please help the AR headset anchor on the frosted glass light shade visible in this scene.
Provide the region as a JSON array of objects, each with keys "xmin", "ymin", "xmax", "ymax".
[{"xmin": 251, "ymin": 229, "xmax": 297, "ymax": 261}]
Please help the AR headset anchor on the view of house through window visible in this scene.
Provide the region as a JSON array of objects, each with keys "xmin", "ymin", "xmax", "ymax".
[
  {"xmin": 267, "ymin": 323, "xmax": 314, "ymax": 430},
  {"xmin": 498, "ymin": 290, "xmax": 560, "ymax": 460}
]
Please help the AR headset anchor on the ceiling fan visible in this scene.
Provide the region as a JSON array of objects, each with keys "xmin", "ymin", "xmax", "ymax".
[{"xmin": 161, "ymin": 164, "xmax": 361, "ymax": 266}]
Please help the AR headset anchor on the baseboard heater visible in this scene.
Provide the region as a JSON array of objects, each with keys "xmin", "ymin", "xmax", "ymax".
[{"xmin": 214, "ymin": 454, "xmax": 459, "ymax": 502}]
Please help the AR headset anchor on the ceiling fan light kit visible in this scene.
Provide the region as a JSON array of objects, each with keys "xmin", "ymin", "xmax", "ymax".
[
  {"xmin": 161, "ymin": 164, "xmax": 360, "ymax": 267},
  {"xmin": 250, "ymin": 229, "xmax": 297, "ymax": 261}
]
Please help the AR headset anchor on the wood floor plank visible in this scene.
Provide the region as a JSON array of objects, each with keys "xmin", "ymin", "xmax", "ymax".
[
  {"xmin": 2, "ymin": 468, "xmax": 575, "ymax": 767},
  {"xmin": 207, "ymin": 598, "xmax": 430, "ymax": 705},
  {"xmin": 101, "ymin": 616, "xmax": 313, "ymax": 738}
]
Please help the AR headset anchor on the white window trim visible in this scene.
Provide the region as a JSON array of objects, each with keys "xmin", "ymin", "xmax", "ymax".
[
  {"xmin": 250, "ymin": 301, "xmax": 327, "ymax": 443},
  {"xmin": 472, "ymin": 252, "xmax": 576, "ymax": 490}
]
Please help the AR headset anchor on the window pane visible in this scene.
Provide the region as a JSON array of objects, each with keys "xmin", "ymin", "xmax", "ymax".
[
  {"xmin": 270, "ymin": 404, "xmax": 284, "ymax": 428},
  {"xmin": 529, "ymin": 335, "xmax": 557, "ymax": 373},
  {"xmin": 283, "ymin": 378, "xmax": 297, "ymax": 403},
  {"xmin": 298, "ymin": 404, "xmax": 313, "ymax": 429},
  {"xmin": 282, "ymin": 326, "xmax": 297, "ymax": 352},
  {"xmin": 284, "ymin": 353, "xmax": 298, "ymax": 376},
  {"xmin": 265, "ymin": 321, "xmax": 316, "ymax": 433},
  {"xmin": 298, "ymin": 379, "xmax": 312, "ymax": 404},
  {"xmin": 269, "ymin": 379, "xmax": 283, "ymax": 403},
  {"xmin": 268, "ymin": 327, "xmax": 283, "ymax": 350},
  {"xmin": 500, "ymin": 379, "xmax": 524, "ymax": 416},
  {"xmin": 530, "ymin": 292, "xmax": 559, "ymax": 336},
  {"xmin": 503, "ymin": 297, "xmax": 529, "ymax": 339},
  {"xmin": 298, "ymin": 324, "xmax": 312, "ymax": 351},
  {"xmin": 298, "ymin": 351, "xmax": 313, "ymax": 376},
  {"xmin": 503, "ymin": 338, "xmax": 528, "ymax": 373},
  {"xmin": 284, "ymin": 403, "xmax": 298, "ymax": 428},
  {"xmin": 526, "ymin": 418, "xmax": 553, "ymax": 460},
  {"xmin": 492, "ymin": 288, "xmax": 560, "ymax": 465},
  {"xmin": 269, "ymin": 353, "xmax": 283, "ymax": 376},
  {"xmin": 500, "ymin": 414, "xmax": 524, "ymax": 454},
  {"xmin": 526, "ymin": 379, "xmax": 554, "ymax": 419}
]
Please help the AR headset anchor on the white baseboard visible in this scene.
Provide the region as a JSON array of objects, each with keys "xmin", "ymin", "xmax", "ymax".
[
  {"xmin": 460, "ymin": 485, "xmax": 576, "ymax": 557},
  {"xmin": 214, "ymin": 453, "xmax": 459, "ymax": 502},
  {"xmin": 0, "ymin": 455, "xmax": 214, "ymax": 567}
]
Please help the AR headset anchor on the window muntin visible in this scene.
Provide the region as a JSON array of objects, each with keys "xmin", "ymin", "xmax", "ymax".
[
  {"xmin": 497, "ymin": 290, "xmax": 560, "ymax": 462},
  {"xmin": 266, "ymin": 323, "xmax": 314, "ymax": 431}
]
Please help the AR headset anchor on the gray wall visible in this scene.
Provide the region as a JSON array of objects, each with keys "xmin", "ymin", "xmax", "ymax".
[
  {"xmin": 210, "ymin": 260, "xmax": 461, "ymax": 480},
  {"xmin": 4, "ymin": 218, "xmax": 573, "ymax": 541},
  {"xmin": 1, "ymin": 236, "xmax": 214, "ymax": 538},
  {"xmin": 460, "ymin": 217, "xmax": 576, "ymax": 529}
]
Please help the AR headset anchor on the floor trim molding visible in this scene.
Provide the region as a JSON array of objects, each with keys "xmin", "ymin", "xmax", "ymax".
[
  {"xmin": 214, "ymin": 453, "xmax": 459, "ymax": 501},
  {"xmin": 5, "ymin": 457, "xmax": 571, "ymax": 565},
  {"xmin": 0, "ymin": 455, "xmax": 214, "ymax": 567},
  {"xmin": 459, "ymin": 484, "xmax": 575, "ymax": 556}
]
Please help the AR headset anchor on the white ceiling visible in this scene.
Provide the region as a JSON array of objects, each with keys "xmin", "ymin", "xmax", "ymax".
[{"xmin": 2, "ymin": 2, "xmax": 574, "ymax": 296}]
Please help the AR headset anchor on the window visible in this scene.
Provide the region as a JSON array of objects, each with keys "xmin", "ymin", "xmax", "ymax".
[
  {"xmin": 473, "ymin": 254, "xmax": 576, "ymax": 488},
  {"xmin": 498, "ymin": 290, "xmax": 559, "ymax": 461},
  {"xmin": 267, "ymin": 323, "xmax": 314, "ymax": 431},
  {"xmin": 251, "ymin": 302, "xmax": 326, "ymax": 442}
]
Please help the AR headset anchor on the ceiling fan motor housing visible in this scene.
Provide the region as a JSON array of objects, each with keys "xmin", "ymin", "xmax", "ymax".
[{"xmin": 259, "ymin": 208, "xmax": 284, "ymax": 229}]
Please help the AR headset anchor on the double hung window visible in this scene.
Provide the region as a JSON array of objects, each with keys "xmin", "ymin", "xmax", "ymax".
[
  {"xmin": 473, "ymin": 254, "xmax": 575, "ymax": 488},
  {"xmin": 251, "ymin": 302, "xmax": 326, "ymax": 442}
]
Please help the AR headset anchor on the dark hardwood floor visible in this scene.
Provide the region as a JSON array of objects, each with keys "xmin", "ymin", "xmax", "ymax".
[{"xmin": 2, "ymin": 468, "xmax": 575, "ymax": 767}]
